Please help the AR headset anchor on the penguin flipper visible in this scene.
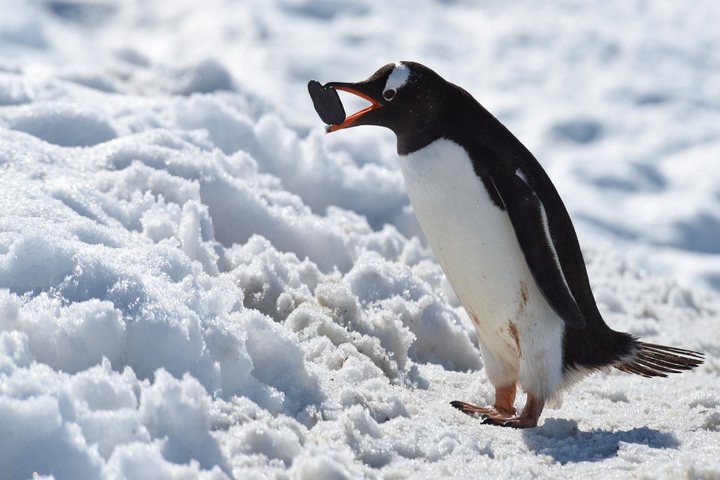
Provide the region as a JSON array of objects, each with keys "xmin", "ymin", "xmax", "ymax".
[{"xmin": 490, "ymin": 172, "xmax": 586, "ymax": 329}]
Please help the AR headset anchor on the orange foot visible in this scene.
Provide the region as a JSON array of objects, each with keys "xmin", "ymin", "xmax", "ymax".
[
  {"xmin": 452, "ymin": 389, "xmax": 545, "ymax": 429},
  {"xmin": 480, "ymin": 414, "xmax": 538, "ymax": 429},
  {"xmin": 450, "ymin": 400, "xmax": 515, "ymax": 420},
  {"xmin": 450, "ymin": 384, "xmax": 517, "ymax": 420}
]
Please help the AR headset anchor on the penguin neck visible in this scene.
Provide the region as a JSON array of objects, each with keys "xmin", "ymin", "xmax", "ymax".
[
  {"xmin": 394, "ymin": 85, "xmax": 474, "ymax": 156},
  {"xmin": 396, "ymin": 122, "xmax": 445, "ymax": 156}
]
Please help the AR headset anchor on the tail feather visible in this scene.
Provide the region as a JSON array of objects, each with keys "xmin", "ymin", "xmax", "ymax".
[{"xmin": 615, "ymin": 342, "xmax": 704, "ymax": 378}]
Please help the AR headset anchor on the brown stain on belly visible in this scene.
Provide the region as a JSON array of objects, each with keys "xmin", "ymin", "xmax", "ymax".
[
  {"xmin": 510, "ymin": 281, "xmax": 528, "ymax": 357},
  {"xmin": 507, "ymin": 320, "xmax": 522, "ymax": 357},
  {"xmin": 518, "ymin": 281, "xmax": 529, "ymax": 315},
  {"xmin": 468, "ymin": 309, "xmax": 481, "ymax": 327}
]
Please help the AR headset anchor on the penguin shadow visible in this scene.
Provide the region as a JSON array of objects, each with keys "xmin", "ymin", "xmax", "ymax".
[{"xmin": 521, "ymin": 419, "xmax": 679, "ymax": 464}]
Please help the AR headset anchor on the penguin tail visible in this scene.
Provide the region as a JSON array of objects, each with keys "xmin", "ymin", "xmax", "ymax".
[{"xmin": 614, "ymin": 342, "xmax": 704, "ymax": 377}]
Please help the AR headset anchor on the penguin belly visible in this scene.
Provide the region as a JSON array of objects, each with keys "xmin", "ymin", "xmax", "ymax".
[{"xmin": 398, "ymin": 138, "xmax": 564, "ymax": 399}]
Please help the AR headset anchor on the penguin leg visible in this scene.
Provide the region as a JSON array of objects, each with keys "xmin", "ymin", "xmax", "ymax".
[
  {"xmin": 451, "ymin": 342, "xmax": 519, "ymax": 419},
  {"xmin": 480, "ymin": 393, "xmax": 544, "ymax": 428},
  {"xmin": 481, "ymin": 309, "xmax": 562, "ymax": 428}
]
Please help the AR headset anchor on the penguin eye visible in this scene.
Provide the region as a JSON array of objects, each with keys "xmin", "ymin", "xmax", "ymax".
[{"xmin": 383, "ymin": 89, "xmax": 396, "ymax": 101}]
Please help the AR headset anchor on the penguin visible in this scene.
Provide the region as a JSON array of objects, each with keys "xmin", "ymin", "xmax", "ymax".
[{"xmin": 310, "ymin": 61, "xmax": 704, "ymax": 428}]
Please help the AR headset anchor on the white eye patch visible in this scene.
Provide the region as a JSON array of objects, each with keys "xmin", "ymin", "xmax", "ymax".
[{"xmin": 384, "ymin": 62, "xmax": 411, "ymax": 93}]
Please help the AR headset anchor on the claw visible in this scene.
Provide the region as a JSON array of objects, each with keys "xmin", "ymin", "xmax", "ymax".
[{"xmin": 499, "ymin": 417, "xmax": 538, "ymax": 429}]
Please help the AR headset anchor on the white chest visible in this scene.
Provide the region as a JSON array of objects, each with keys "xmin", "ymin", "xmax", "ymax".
[{"xmin": 398, "ymin": 139, "xmax": 551, "ymax": 356}]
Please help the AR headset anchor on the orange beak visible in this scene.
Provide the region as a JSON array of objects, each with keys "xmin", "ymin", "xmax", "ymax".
[{"xmin": 326, "ymin": 86, "xmax": 382, "ymax": 133}]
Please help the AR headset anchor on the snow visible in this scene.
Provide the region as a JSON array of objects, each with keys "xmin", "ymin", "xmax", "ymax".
[{"xmin": 0, "ymin": 0, "xmax": 718, "ymax": 478}]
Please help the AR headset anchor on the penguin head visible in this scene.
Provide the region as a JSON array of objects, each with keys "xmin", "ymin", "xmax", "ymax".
[{"xmin": 324, "ymin": 61, "xmax": 447, "ymax": 137}]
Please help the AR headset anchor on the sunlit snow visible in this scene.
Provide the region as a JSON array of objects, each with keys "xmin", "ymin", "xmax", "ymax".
[{"xmin": 0, "ymin": 1, "xmax": 718, "ymax": 479}]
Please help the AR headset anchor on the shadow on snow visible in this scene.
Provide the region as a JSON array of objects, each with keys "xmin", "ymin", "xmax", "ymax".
[{"xmin": 522, "ymin": 421, "xmax": 679, "ymax": 464}]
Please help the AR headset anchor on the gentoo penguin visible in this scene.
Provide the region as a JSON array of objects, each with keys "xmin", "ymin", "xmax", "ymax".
[{"xmin": 308, "ymin": 62, "xmax": 703, "ymax": 428}]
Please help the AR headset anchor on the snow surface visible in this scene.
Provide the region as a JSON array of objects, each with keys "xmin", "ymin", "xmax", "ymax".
[{"xmin": 0, "ymin": 0, "xmax": 719, "ymax": 478}]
